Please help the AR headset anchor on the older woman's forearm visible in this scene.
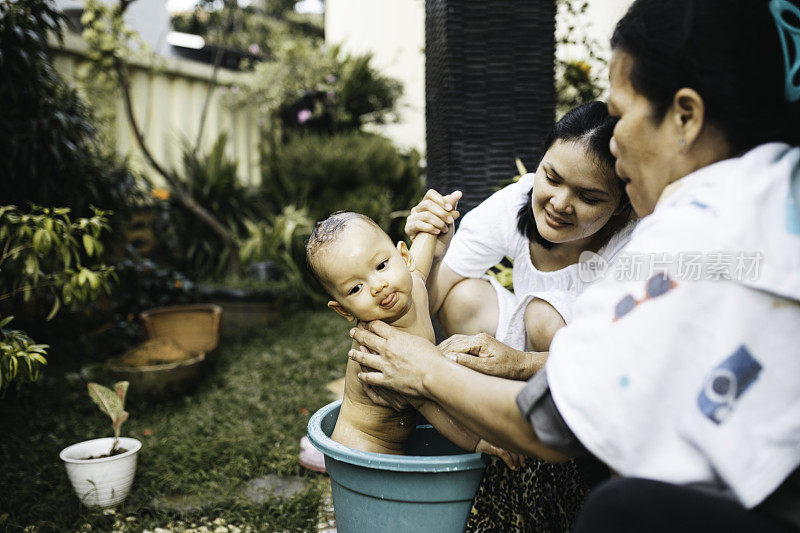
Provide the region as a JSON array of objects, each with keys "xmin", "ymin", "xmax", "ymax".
[{"xmin": 421, "ymin": 356, "xmax": 569, "ymax": 462}]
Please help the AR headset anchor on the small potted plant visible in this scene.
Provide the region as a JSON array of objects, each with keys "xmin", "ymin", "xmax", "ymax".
[{"xmin": 59, "ymin": 381, "xmax": 142, "ymax": 508}]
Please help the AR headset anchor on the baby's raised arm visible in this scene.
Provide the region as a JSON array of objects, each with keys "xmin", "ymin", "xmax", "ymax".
[{"xmin": 405, "ymin": 190, "xmax": 465, "ymax": 312}]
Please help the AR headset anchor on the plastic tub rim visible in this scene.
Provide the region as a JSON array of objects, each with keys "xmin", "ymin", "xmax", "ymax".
[{"xmin": 307, "ymin": 400, "xmax": 485, "ymax": 473}]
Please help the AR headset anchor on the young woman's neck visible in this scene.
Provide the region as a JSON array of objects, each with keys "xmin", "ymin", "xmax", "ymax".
[{"xmin": 532, "ymin": 227, "xmax": 614, "ymax": 271}]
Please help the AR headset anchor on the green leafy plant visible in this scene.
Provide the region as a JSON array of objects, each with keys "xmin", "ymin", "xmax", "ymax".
[
  {"xmin": 0, "ymin": 0, "xmax": 142, "ymax": 229},
  {"xmin": 231, "ymin": 41, "xmax": 401, "ymax": 135},
  {"xmin": 555, "ymin": 0, "xmax": 607, "ymax": 117},
  {"xmin": 0, "ymin": 318, "xmax": 49, "ymax": 392},
  {"xmin": 262, "ymin": 132, "xmax": 422, "ymax": 242},
  {"xmin": 87, "ymin": 381, "xmax": 129, "ymax": 454},
  {"xmin": 171, "ymin": 0, "xmax": 322, "ymax": 56},
  {"xmin": 0, "ymin": 205, "xmax": 116, "ymax": 392},
  {"xmin": 240, "ymin": 205, "xmax": 317, "ymax": 299},
  {"xmin": 158, "ymin": 134, "xmax": 259, "ymax": 280}
]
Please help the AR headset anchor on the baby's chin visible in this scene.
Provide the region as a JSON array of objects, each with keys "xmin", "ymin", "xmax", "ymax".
[{"xmin": 358, "ymin": 299, "xmax": 412, "ymax": 325}]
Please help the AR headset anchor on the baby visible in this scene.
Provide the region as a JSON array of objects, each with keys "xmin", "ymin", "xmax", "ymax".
[{"xmin": 306, "ymin": 211, "xmax": 510, "ymax": 459}]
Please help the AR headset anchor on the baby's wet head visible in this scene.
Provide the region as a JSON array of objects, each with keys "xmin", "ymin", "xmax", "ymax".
[{"xmin": 306, "ymin": 212, "xmax": 382, "ymax": 289}]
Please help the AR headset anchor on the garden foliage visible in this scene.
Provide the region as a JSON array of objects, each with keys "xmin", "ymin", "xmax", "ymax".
[
  {"xmin": 263, "ymin": 132, "xmax": 423, "ymax": 243},
  {"xmin": 0, "ymin": 0, "xmax": 141, "ymax": 228},
  {"xmin": 158, "ymin": 134, "xmax": 259, "ymax": 279},
  {"xmin": 0, "ymin": 206, "xmax": 116, "ymax": 392},
  {"xmin": 231, "ymin": 41, "xmax": 402, "ymax": 136},
  {"xmin": 171, "ymin": 0, "xmax": 322, "ymax": 56}
]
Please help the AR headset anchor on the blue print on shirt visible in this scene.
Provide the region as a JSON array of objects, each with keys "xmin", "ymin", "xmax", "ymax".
[{"xmin": 697, "ymin": 345, "xmax": 762, "ymax": 425}]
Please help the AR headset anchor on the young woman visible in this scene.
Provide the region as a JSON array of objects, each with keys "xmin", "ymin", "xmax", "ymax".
[
  {"xmin": 349, "ymin": 0, "xmax": 800, "ymax": 530},
  {"xmin": 404, "ymin": 101, "xmax": 635, "ymax": 531}
]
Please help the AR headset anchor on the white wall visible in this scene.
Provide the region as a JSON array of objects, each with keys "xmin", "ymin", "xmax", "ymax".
[
  {"xmin": 556, "ymin": 0, "xmax": 635, "ymax": 93},
  {"xmin": 325, "ymin": 0, "xmax": 426, "ymax": 155},
  {"xmin": 324, "ymin": 0, "xmax": 634, "ymax": 155}
]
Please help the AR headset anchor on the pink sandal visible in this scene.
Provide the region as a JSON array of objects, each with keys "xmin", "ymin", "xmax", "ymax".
[{"xmin": 299, "ymin": 436, "xmax": 327, "ymax": 473}]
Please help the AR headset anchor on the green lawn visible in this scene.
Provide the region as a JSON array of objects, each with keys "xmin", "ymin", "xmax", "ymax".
[{"xmin": 0, "ymin": 308, "xmax": 350, "ymax": 532}]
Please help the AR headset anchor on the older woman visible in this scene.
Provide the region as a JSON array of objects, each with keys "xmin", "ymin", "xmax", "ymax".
[{"xmin": 349, "ymin": 0, "xmax": 800, "ymax": 530}]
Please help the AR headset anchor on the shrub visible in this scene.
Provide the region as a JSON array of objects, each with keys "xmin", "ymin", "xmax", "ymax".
[
  {"xmin": 0, "ymin": 0, "xmax": 142, "ymax": 231},
  {"xmin": 262, "ymin": 132, "xmax": 422, "ymax": 241},
  {"xmin": 0, "ymin": 205, "xmax": 115, "ymax": 392},
  {"xmin": 239, "ymin": 205, "xmax": 317, "ymax": 300},
  {"xmin": 155, "ymin": 134, "xmax": 259, "ymax": 280}
]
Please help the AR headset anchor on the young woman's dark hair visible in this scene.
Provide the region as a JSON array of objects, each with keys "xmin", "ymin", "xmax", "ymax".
[
  {"xmin": 610, "ymin": 0, "xmax": 800, "ymax": 154},
  {"xmin": 516, "ymin": 101, "xmax": 632, "ymax": 250}
]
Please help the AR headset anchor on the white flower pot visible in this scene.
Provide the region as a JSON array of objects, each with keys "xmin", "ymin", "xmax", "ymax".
[{"xmin": 60, "ymin": 437, "xmax": 141, "ymax": 508}]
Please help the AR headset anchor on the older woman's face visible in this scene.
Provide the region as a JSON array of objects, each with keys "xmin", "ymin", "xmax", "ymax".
[
  {"xmin": 532, "ymin": 139, "xmax": 622, "ymax": 244},
  {"xmin": 608, "ymin": 50, "xmax": 682, "ymax": 217}
]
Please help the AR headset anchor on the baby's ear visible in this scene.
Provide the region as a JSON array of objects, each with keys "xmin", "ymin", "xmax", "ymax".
[
  {"xmin": 397, "ymin": 241, "xmax": 415, "ymax": 272},
  {"xmin": 327, "ymin": 300, "xmax": 355, "ymax": 322}
]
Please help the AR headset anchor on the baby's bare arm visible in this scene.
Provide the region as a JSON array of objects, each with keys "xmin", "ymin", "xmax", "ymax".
[
  {"xmin": 408, "ymin": 232, "xmax": 438, "ymax": 281},
  {"xmin": 413, "ymin": 399, "xmax": 480, "ymax": 452}
]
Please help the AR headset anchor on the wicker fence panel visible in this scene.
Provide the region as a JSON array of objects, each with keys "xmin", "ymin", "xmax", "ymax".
[{"xmin": 425, "ymin": 0, "xmax": 556, "ymax": 214}]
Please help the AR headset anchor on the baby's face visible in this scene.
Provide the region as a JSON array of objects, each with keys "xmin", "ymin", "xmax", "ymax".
[{"xmin": 318, "ymin": 220, "xmax": 414, "ymax": 323}]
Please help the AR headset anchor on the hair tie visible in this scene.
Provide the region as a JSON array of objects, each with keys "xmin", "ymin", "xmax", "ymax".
[{"xmin": 770, "ymin": 0, "xmax": 800, "ymax": 102}]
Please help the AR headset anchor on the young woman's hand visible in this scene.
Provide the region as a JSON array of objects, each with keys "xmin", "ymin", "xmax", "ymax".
[
  {"xmin": 438, "ymin": 333, "xmax": 547, "ymax": 381},
  {"xmin": 405, "ymin": 189, "xmax": 462, "ymax": 261}
]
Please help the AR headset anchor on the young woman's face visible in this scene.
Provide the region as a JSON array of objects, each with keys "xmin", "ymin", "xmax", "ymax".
[
  {"xmin": 531, "ymin": 139, "xmax": 622, "ymax": 244},
  {"xmin": 607, "ymin": 50, "xmax": 680, "ymax": 216}
]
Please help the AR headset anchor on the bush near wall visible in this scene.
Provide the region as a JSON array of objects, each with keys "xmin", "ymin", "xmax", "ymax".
[{"xmin": 262, "ymin": 131, "xmax": 423, "ymax": 242}]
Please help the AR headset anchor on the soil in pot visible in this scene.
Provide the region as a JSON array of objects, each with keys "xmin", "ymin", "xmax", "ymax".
[
  {"xmin": 83, "ymin": 447, "xmax": 129, "ymax": 460},
  {"xmin": 117, "ymin": 338, "xmax": 192, "ymax": 366}
]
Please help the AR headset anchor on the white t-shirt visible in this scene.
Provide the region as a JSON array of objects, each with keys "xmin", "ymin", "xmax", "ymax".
[
  {"xmin": 443, "ymin": 172, "xmax": 636, "ymax": 327},
  {"xmin": 547, "ymin": 143, "xmax": 800, "ymax": 508}
]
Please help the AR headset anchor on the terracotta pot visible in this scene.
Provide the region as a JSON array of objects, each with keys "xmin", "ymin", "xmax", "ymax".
[
  {"xmin": 107, "ymin": 352, "xmax": 207, "ymax": 397},
  {"xmin": 139, "ymin": 304, "xmax": 222, "ymax": 358}
]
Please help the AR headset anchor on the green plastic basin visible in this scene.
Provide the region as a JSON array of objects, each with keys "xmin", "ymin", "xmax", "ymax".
[{"xmin": 307, "ymin": 400, "xmax": 487, "ymax": 533}]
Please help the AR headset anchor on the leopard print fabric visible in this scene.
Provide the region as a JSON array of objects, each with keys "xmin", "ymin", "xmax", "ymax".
[{"xmin": 465, "ymin": 456, "xmax": 589, "ymax": 532}]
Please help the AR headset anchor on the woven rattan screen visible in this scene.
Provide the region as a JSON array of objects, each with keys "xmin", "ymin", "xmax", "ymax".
[{"xmin": 425, "ymin": 0, "xmax": 556, "ymax": 214}]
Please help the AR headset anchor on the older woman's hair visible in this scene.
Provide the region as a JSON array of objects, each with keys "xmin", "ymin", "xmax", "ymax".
[
  {"xmin": 611, "ymin": 0, "xmax": 800, "ymax": 153},
  {"xmin": 517, "ymin": 101, "xmax": 631, "ymax": 250}
]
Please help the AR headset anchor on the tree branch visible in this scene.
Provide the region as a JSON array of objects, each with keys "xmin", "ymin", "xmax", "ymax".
[{"xmin": 111, "ymin": 0, "xmax": 241, "ymax": 276}]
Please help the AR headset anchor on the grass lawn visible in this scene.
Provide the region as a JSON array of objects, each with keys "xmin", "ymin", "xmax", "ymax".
[{"xmin": 0, "ymin": 308, "xmax": 351, "ymax": 532}]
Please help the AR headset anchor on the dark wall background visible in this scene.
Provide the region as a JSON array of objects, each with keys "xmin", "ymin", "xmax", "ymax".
[{"xmin": 425, "ymin": 0, "xmax": 556, "ymax": 214}]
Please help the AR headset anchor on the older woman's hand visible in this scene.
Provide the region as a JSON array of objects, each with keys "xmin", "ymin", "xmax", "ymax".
[
  {"xmin": 349, "ymin": 321, "xmax": 447, "ymax": 398},
  {"xmin": 438, "ymin": 333, "xmax": 547, "ymax": 381},
  {"xmin": 405, "ymin": 189, "xmax": 462, "ymax": 261}
]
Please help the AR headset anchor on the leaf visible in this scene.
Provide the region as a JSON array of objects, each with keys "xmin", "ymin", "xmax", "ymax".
[
  {"xmin": 82, "ymin": 234, "xmax": 94, "ymax": 256},
  {"xmin": 114, "ymin": 381, "xmax": 129, "ymax": 407},
  {"xmin": 0, "ymin": 316, "xmax": 13, "ymax": 329},
  {"xmin": 30, "ymin": 353, "xmax": 48, "ymax": 365},
  {"xmin": 45, "ymin": 297, "xmax": 60, "ymax": 321},
  {"xmin": 87, "ymin": 382, "xmax": 122, "ymax": 421},
  {"xmin": 515, "ymin": 158, "xmax": 528, "ymax": 177}
]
